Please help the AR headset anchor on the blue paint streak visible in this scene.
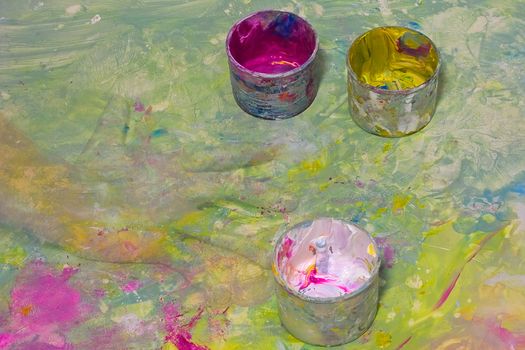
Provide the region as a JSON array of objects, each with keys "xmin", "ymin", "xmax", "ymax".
[
  {"xmin": 408, "ymin": 21, "xmax": 422, "ymax": 30},
  {"xmin": 123, "ymin": 124, "xmax": 130, "ymax": 134},
  {"xmin": 151, "ymin": 128, "xmax": 168, "ymax": 138},
  {"xmin": 511, "ymin": 183, "xmax": 525, "ymax": 195},
  {"xmin": 351, "ymin": 211, "xmax": 365, "ymax": 223},
  {"xmin": 273, "ymin": 13, "xmax": 296, "ymax": 38}
]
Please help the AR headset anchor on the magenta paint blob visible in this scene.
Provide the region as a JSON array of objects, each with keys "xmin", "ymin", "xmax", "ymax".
[
  {"xmin": 226, "ymin": 10, "xmax": 319, "ymax": 119},
  {"xmin": 0, "ymin": 262, "xmax": 89, "ymax": 349},
  {"xmin": 121, "ymin": 280, "xmax": 141, "ymax": 294}
]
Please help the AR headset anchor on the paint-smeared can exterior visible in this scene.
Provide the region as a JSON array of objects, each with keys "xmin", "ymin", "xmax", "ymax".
[
  {"xmin": 347, "ymin": 26, "xmax": 441, "ymax": 137},
  {"xmin": 226, "ymin": 11, "xmax": 319, "ymax": 120},
  {"xmin": 273, "ymin": 219, "xmax": 381, "ymax": 346}
]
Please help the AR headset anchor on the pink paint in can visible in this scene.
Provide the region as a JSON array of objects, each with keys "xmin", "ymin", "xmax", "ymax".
[{"xmin": 226, "ymin": 10, "xmax": 319, "ymax": 119}]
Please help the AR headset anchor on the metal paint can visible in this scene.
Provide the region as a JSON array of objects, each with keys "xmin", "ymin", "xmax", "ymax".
[
  {"xmin": 347, "ymin": 26, "xmax": 441, "ymax": 137},
  {"xmin": 226, "ymin": 10, "xmax": 319, "ymax": 120},
  {"xmin": 273, "ymin": 218, "xmax": 380, "ymax": 346}
]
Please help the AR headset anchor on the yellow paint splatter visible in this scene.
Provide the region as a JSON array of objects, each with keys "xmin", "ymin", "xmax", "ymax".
[
  {"xmin": 302, "ymin": 159, "xmax": 324, "ymax": 173},
  {"xmin": 371, "ymin": 207, "xmax": 387, "ymax": 220},
  {"xmin": 289, "ymin": 151, "xmax": 328, "ymax": 178},
  {"xmin": 375, "ymin": 330, "xmax": 392, "ymax": 348},
  {"xmin": 0, "ymin": 246, "xmax": 27, "ymax": 267},
  {"xmin": 367, "ymin": 243, "xmax": 377, "ymax": 257},
  {"xmin": 162, "ymin": 342, "xmax": 177, "ymax": 350},
  {"xmin": 481, "ymin": 213, "xmax": 496, "ymax": 223},
  {"xmin": 392, "ymin": 194, "xmax": 412, "ymax": 214}
]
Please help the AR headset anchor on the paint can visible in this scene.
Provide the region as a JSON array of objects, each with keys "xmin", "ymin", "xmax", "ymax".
[
  {"xmin": 273, "ymin": 218, "xmax": 381, "ymax": 346},
  {"xmin": 347, "ymin": 26, "xmax": 441, "ymax": 137},
  {"xmin": 226, "ymin": 10, "xmax": 319, "ymax": 120}
]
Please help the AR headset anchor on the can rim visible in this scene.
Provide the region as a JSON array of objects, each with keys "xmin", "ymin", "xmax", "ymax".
[
  {"xmin": 225, "ymin": 9, "xmax": 319, "ymax": 79},
  {"xmin": 272, "ymin": 218, "xmax": 381, "ymax": 304},
  {"xmin": 346, "ymin": 26, "xmax": 441, "ymax": 96}
]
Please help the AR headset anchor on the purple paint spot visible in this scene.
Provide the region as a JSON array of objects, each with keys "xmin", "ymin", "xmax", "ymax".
[
  {"xmin": 382, "ymin": 245, "xmax": 395, "ymax": 268},
  {"xmin": 0, "ymin": 261, "xmax": 89, "ymax": 349},
  {"xmin": 355, "ymin": 179, "xmax": 366, "ymax": 188},
  {"xmin": 374, "ymin": 237, "xmax": 396, "ymax": 268},
  {"xmin": 163, "ymin": 303, "xmax": 209, "ymax": 350},
  {"xmin": 94, "ymin": 289, "xmax": 106, "ymax": 298},
  {"xmin": 227, "ymin": 11, "xmax": 316, "ymax": 74},
  {"xmin": 134, "ymin": 100, "xmax": 145, "ymax": 112},
  {"xmin": 121, "ymin": 280, "xmax": 141, "ymax": 294}
]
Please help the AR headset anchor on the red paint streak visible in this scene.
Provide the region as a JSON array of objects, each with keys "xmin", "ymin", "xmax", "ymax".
[
  {"xmin": 395, "ymin": 336, "xmax": 412, "ymax": 350},
  {"xmin": 163, "ymin": 303, "xmax": 209, "ymax": 350},
  {"xmin": 433, "ymin": 229, "xmax": 500, "ymax": 311},
  {"xmin": 185, "ymin": 306, "xmax": 204, "ymax": 329}
]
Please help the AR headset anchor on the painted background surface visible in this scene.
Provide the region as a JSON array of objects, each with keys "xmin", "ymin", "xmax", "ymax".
[{"xmin": 1, "ymin": 0, "xmax": 525, "ymax": 349}]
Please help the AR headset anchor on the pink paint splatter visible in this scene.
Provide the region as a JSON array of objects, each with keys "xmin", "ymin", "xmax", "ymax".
[
  {"xmin": 0, "ymin": 261, "xmax": 89, "ymax": 349},
  {"xmin": 298, "ymin": 265, "xmax": 350, "ymax": 293},
  {"xmin": 134, "ymin": 100, "xmax": 145, "ymax": 112},
  {"xmin": 484, "ymin": 318, "xmax": 525, "ymax": 348},
  {"xmin": 121, "ymin": 280, "xmax": 142, "ymax": 294},
  {"xmin": 355, "ymin": 179, "xmax": 366, "ymax": 188},
  {"xmin": 162, "ymin": 303, "xmax": 209, "ymax": 350},
  {"xmin": 124, "ymin": 241, "xmax": 138, "ymax": 253},
  {"xmin": 0, "ymin": 334, "xmax": 15, "ymax": 348}
]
